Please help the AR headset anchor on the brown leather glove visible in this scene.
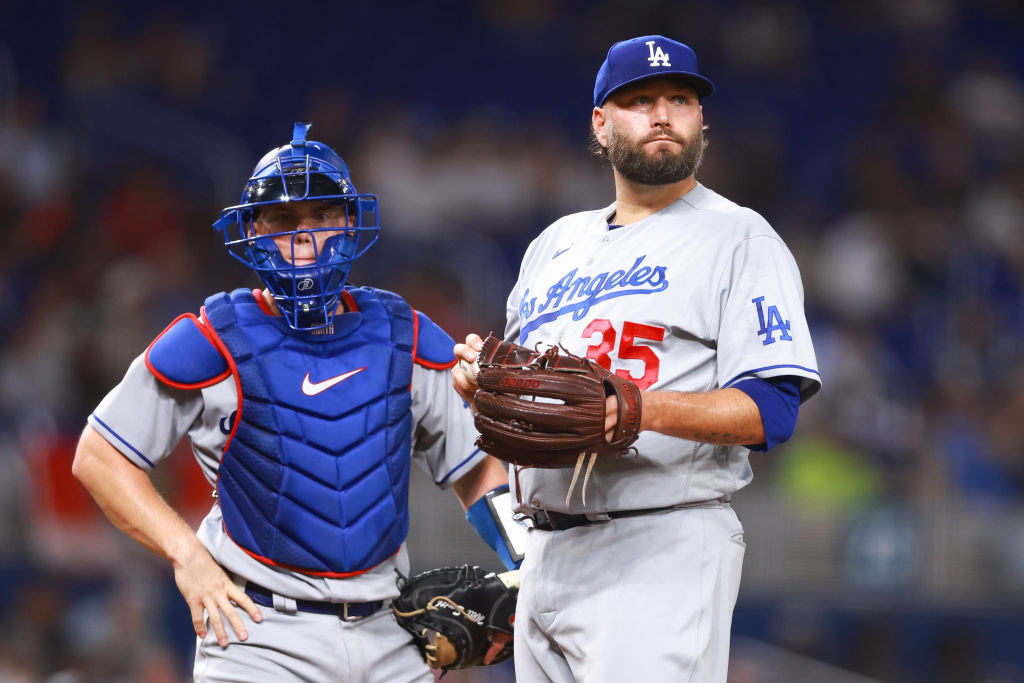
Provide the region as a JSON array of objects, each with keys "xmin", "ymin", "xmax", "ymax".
[{"xmin": 472, "ymin": 334, "xmax": 642, "ymax": 468}]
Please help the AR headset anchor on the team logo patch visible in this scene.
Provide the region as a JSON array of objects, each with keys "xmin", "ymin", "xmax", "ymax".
[
  {"xmin": 646, "ymin": 40, "xmax": 671, "ymax": 67},
  {"xmin": 752, "ymin": 296, "xmax": 792, "ymax": 345}
]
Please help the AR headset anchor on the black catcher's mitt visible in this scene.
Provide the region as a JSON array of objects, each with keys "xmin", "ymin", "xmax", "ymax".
[
  {"xmin": 472, "ymin": 334, "xmax": 643, "ymax": 468},
  {"xmin": 392, "ymin": 565, "xmax": 518, "ymax": 671}
]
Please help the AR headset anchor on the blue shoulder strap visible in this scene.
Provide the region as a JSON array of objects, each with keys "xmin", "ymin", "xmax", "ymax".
[{"xmin": 146, "ymin": 313, "xmax": 229, "ymax": 389}]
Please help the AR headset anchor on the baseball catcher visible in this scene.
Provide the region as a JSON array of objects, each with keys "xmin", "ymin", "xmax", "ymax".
[
  {"xmin": 72, "ymin": 122, "xmax": 517, "ymax": 682},
  {"xmin": 471, "ymin": 334, "xmax": 643, "ymax": 470},
  {"xmin": 393, "ymin": 565, "xmax": 518, "ymax": 672}
]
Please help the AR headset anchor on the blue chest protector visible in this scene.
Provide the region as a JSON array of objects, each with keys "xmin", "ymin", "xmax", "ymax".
[{"xmin": 203, "ymin": 287, "xmax": 415, "ymax": 576}]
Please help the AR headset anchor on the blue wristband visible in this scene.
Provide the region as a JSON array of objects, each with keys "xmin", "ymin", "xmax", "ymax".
[{"xmin": 466, "ymin": 484, "xmax": 523, "ymax": 570}]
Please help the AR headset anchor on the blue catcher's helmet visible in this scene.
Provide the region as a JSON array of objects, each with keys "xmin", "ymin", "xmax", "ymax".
[{"xmin": 213, "ymin": 122, "xmax": 379, "ymax": 331}]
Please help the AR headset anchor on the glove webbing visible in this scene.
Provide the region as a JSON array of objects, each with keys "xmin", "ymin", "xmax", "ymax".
[{"xmin": 392, "ymin": 595, "xmax": 478, "ymax": 621}]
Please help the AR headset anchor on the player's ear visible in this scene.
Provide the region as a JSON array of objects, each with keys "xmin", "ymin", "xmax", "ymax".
[{"xmin": 592, "ymin": 107, "xmax": 609, "ymax": 148}]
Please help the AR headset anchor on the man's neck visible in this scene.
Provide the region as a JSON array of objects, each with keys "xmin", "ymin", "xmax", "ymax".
[{"xmin": 611, "ymin": 173, "xmax": 696, "ymax": 226}]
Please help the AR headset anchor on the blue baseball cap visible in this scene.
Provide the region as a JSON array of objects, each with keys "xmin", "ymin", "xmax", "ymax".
[{"xmin": 594, "ymin": 35, "xmax": 714, "ymax": 107}]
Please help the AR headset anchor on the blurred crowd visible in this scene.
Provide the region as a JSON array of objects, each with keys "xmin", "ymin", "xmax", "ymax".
[{"xmin": 0, "ymin": 1, "xmax": 1022, "ymax": 681}]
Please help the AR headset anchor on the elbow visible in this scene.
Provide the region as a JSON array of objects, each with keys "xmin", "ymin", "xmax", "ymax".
[
  {"xmin": 758, "ymin": 404, "xmax": 799, "ymax": 451},
  {"xmin": 773, "ymin": 409, "xmax": 797, "ymax": 445},
  {"xmin": 777, "ymin": 397, "xmax": 800, "ymax": 445},
  {"xmin": 71, "ymin": 441, "xmax": 92, "ymax": 485},
  {"xmin": 71, "ymin": 427, "xmax": 104, "ymax": 488},
  {"xmin": 453, "ymin": 456, "xmax": 509, "ymax": 511},
  {"xmin": 773, "ymin": 422, "xmax": 796, "ymax": 449}
]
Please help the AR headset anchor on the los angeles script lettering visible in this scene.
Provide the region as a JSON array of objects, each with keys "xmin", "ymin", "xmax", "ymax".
[{"xmin": 520, "ymin": 256, "xmax": 669, "ymax": 322}]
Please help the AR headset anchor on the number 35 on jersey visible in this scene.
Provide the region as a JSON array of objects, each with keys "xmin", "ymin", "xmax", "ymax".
[{"xmin": 582, "ymin": 319, "xmax": 664, "ymax": 390}]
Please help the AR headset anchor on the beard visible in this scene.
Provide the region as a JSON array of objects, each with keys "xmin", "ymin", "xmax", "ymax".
[{"xmin": 606, "ymin": 124, "xmax": 706, "ymax": 186}]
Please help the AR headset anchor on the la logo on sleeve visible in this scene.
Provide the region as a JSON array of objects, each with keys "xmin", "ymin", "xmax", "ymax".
[{"xmin": 751, "ymin": 296, "xmax": 792, "ymax": 346}]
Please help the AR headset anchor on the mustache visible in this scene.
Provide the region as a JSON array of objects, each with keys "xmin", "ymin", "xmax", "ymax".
[{"xmin": 643, "ymin": 129, "xmax": 686, "ymax": 144}]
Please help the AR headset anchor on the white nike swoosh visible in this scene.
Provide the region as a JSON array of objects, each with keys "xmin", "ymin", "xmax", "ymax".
[{"xmin": 301, "ymin": 367, "xmax": 366, "ymax": 396}]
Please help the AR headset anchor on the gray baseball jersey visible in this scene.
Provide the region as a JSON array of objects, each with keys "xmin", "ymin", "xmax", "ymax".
[
  {"xmin": 89, "ymin": 350, "xmax": 484, "ymax": 603},
  {"xmin": 506, "ymin": 182, "xmax": 821, "ymax": 514},
  {"xmin": 508, "ymin": 182, "xmax": 819, "ymax": 683}
]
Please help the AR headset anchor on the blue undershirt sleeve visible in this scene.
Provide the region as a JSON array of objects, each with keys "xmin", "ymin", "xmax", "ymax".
[{"xmin": 733, "ymin": 375, "xmax": 802, "ymax": 452}]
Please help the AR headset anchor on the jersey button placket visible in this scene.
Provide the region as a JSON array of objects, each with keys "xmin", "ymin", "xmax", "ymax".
[{"xmin": 586, "ymin": 233, "xmax": 609, "ymax": 265}]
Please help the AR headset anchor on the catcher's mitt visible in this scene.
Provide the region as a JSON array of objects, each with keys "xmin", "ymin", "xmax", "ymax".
[
  {"xmin": 472, "ymin": 334, "xmax": 643, "ymax": 469},
  {"xmin": 392, "ymin": 565, "xmax": 518, "ymax": 672}
]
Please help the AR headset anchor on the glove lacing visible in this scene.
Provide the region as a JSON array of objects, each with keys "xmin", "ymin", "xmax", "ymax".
[
  {"xmin": 392, "ymin": 594, "xmax": 476, "ymax": 620},
  {"xmin": 565, "ymin": 451, "xmax": 598, "ymax": 507}
]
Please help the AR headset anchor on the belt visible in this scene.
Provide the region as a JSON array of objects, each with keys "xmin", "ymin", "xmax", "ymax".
[
  {"xmin": 525, "ymin": 506, "xmax": 670, "ymax": 531},
  {"xmin": 244, "ymin": 582, "xmax": 384, "ymax": 622},
  {"xmin": 525, "ymin": 499, "xmax": 730, "ymax": 531}
]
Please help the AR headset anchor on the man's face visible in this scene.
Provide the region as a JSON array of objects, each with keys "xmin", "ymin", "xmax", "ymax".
[
  {"xmin": 251, "ymin": 199, "xmax": 355, "ymax": 266},
  {"xmin": 595, "ymin": 78, "xmax": 706, "ymax": 186}
]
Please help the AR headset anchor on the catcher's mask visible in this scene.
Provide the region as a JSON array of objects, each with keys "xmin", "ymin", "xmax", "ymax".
[{"xmin": 213, "ymin": 122, "xmax": 379, "ymax": 331}]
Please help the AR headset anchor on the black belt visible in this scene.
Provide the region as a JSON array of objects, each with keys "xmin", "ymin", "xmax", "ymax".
[
  {"xmin": 527, "ymin": 505, "xmax": 679, "ymax": 531},
  {"xmin": 244, "ymin": 582, "xmax": 384, "ymax": 621}
]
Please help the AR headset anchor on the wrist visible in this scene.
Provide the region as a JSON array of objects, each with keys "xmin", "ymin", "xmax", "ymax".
[
  {"xmin": 169, "ymin": 535, "xmax": 209, "ymax": 569},
  {"xmin": 639, "ymin": 390, "xmax": 657, "ymax": 432}
]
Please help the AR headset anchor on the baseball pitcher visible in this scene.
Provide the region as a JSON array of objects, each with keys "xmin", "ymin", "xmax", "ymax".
[{"xmin": 453, "ymin": 36, "xmax": 822, "ymax": 682}]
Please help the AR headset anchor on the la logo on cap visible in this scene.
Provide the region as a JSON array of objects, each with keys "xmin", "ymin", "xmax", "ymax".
[{"xmin": 646, "ymin": 40, "xmax": 671, "ymax": 67}]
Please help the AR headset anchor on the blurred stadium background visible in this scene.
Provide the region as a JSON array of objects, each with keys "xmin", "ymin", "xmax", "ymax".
[{"xmin": 1, "ymin": 1, "xmax": 1022, "ymax": 681}]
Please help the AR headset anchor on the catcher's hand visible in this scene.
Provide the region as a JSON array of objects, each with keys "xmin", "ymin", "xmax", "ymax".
[
  {"xmin": 393, "ymin": 565, "xmax": 518, "ymax": 671},
  {"xmin": 472, "ymin": 334, "xmax": 642, "ymax": 469}
]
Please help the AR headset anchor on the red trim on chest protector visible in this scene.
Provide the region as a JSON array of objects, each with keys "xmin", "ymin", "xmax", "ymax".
[
  {"xmin": 252, "ymin": 289, "xmax": 274, "ymax": 316},
  {"xmin": 223, "ymin": 522, "xmax": 401, "ymax": 578},
  {"xmin": 340, "ymin": 289, "xmax": 359, "ymax": 312}
]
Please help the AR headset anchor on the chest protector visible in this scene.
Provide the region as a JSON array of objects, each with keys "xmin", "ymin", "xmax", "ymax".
[{"xmin": 204, "ymin": 287, "xmax": 414, "ymax": 576}]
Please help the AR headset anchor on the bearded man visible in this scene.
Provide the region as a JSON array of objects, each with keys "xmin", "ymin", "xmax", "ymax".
[{"xmin": 451, "ymin": 35, "xmax": 821, "ymax": 683}]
